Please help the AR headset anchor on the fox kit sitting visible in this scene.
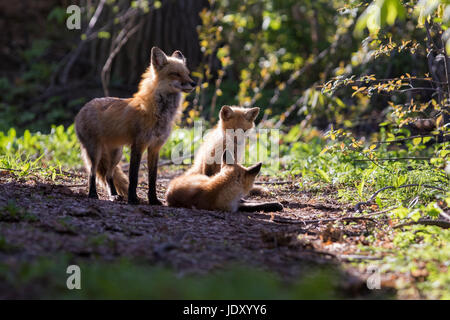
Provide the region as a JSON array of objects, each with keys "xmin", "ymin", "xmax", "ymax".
[
  {"xmin": 166, "ymin": 151, "xmax": 261, "ymax": 212},
  {"xmin": 188, "ymin": 105, "xmax": 268, "ymax": 196},
  {"xmin": 75, "ymin": 47, "xmax": 196, "ymax": 205},
  {"xmin": 188, "ymin": 105, "xmax": 259, "ymax": 176}
]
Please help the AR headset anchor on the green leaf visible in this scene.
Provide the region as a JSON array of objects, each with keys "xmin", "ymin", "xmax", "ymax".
[
  {"xmin": 425, "ymin": 203, "xmax": 442, "ymax": 218},
  {"xmin": 385, "ymin": 0, "xmax": 405, "ymax": 24},
  {"xmin": 392, "ymin": 207, "xmax": 409, "ymax": 219},
  {"xmin": 447, "ymin": 38, "xmax": 450, "ymax": 55},
  {"xmin": 415, "ymin": 0, "xmax": 440, "ymax": 26},
  {"xmin": 412, "ymin": 137, "xmax": 422, "ymax": 146},
  {"xmin": 375, "ymin": 196, "xmax": 382, "ymax": 208},
  {"xmin": 354, "ymin": 0, "xmax": 406, "ymax": 37},
  {"xmin": 409, "ymin": 209, "xmax": 421, "ymax": 222},
  {"xmin": 316, "ymin": 168, "xmax": 331, "ymax": 183},
  {"xmin": 21, "ymin": 162, "xmax": 30, "ymax": 174},
  {"xmin": 97, "ymin": 31, "xmax": 111, "ymax": 39}
]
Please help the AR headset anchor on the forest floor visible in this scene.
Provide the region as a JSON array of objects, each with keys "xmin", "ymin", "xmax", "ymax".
[{"xmin": 0, "ymin": 166, "xmax": 412, "ymax": 299}]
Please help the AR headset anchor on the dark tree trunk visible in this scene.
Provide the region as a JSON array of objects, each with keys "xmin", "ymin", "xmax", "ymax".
[{"xmin": 90, "ymin": 0, "xmax": 209, "ymax": 87}]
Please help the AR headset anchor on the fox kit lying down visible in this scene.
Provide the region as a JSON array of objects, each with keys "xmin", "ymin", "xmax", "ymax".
[
  {"xmin": 188, "ymin": 105, "xmax": 259, "ymax": 176},
  {"xmin": 75, "ymin": 47, "xmax": 195, "ymax": 205},
  {"xmin": 166, "ymin": 151, "xmax": 283, "ymax": 212}
]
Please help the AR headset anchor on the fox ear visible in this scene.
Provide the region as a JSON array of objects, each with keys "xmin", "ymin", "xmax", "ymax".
[
  {"xmin": 172, "ymin": 50, "xmax": 186, "ymax": 64},
  {"xmin": 221, "ymin": 149, "xmax": 235, "ymax": 167},
  {"xmin": 151, "ymin": 47, "xmax": 168, "ymax": 70},
  {"xmin": 247, "ymin": 162, "xmax": 262, "ymax": 175},
  {"xmin": 220, "ymin": 106, "xmax": 234, "ymax": 121},
  {"xmin": 245, "ymin": 107, "xmax": 260, "ymax": 121}
]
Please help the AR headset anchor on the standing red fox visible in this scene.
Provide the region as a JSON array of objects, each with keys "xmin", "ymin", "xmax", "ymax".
[{"xmin": 75, "ymin": 47, "xmax": 195, "ymax": 205}]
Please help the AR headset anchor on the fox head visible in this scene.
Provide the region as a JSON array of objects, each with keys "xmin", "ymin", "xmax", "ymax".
[
  {"xmin": 149, "ymin": 47, "xmax": 196, "ymax": 93},
  {"xmin": 221, "ymin": 150, "xmax": 262, "ymax": 194},
  {"xmin": 219, "ymin": 105, "xmax": 260, "ymax": 131}
]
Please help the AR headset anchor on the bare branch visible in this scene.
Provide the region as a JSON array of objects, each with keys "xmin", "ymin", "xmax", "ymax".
[
  {"xmin": 101, "ymin": 18, "xmax": 143, "ymax": 96},
  {"xmin": 61, "ymin": 0, "xmax": 107, "ymax": 84}
]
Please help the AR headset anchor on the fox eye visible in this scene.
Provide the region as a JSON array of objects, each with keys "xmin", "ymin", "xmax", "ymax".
[{"xmin": 170, "ymin": 72, "xmax": 181, "ymax": 77}]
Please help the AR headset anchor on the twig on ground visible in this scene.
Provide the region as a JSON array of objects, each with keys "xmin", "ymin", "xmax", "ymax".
[
  {"xmin": 271, "ymin": 216, "xmax": 376, "ymax": 225},
  {"xmin": 254, "ymin": 181, "xmax": 291, "ymax": 185},
  {"xmin": 338, "ymin": 254, "xmax": 382, "ymax": 261},
  {"xmin": 61, "ymin": 184, "xmax": 86, "ymax": 188},
  {"xmin": 439, "ymin": 211, "xmax": 450, "ymax": 221},
  {"xmin": 0, "ymin": 167, "xmax": 85, "ymax": 180},
  {"xmin": 0, "ymin": 167, "xmax": 21, "ymax": 172},
  {"xmin": 300, "ymin": 250, "xmax": 336, "ymax": 259},
  {"xmin": 268, "ymin": 206, "xmax": 397, "ymax": 225},
  {"xmin": 60, "ymin": 170, "xmax": 85, "ymax": 179}
]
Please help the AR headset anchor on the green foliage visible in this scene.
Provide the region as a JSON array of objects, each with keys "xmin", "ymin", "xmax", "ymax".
[
  {"xmin": 355, "ymin": 0, "xmax": 406, "ymax": 36},
  {"xmin": 363, "ymin": 225, "xmax": 450, "ymax": 299},
  {"xmin": 0, "ymin": 125, "xmax": 81, "ymax": 178},
  {"xmin": 391, "ymin": 201, "xmax": 445, "ymax": 221},
  {"xmin": 191, "ymin": 0, "xmax": 359, "ymax": 124},
  {"xmin": 0, "ymin": 257, "xmax": 341, "ymax": 299},
  {"xmin": 47, "ymin": 6, "xmax": 68, "ymax": 25},
  {"xmin": 1, "ymin": 0, "xmax": 449, "ymax": 299}
]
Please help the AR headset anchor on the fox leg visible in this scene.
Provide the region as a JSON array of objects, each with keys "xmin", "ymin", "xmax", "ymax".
[
  {"xmin": 128, "ymin": 144, "xmax": 143, "ymax": 205},
  {"xmin": 147, "ymin": 148, "xmax": 162, "ymax": 205},
  {"xmin": 107, "ymin": 178, "xmax": 118, "ymax": 196},
  {"xmin": 85, "ymin": 145, "xmax": 101, "ymax": 199},
  {"xmin": 106, "ymin": 148, "xmax": 122, "ymax": 199}
]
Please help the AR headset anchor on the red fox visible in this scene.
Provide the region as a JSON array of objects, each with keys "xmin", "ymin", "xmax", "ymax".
[
  {"xmin": 75, "ymin": 47, "xmax": 195, "ymax": 205},
  {"xmin": 166, "ymin": 151, "xmax": 262, "ymax": 212},
  {"xmin": 187, "ymin": 105, "xmax": 268, "ymax": 196},
  {"xmin": 188, "ymin": 105, "xmax": 260, "ymax": 176}
]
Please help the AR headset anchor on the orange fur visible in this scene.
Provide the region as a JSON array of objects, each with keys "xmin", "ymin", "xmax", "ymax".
[
  {"xmin": 75, "ymin": 47, "xmax": 195, "ymax": 203},
  {"xmin": 188, "ymin": 105, "xmax": 260, "ymax": 176},
  {"xmin": 166, "ymin": 152, "xmax": 262, "ymax": 212}
]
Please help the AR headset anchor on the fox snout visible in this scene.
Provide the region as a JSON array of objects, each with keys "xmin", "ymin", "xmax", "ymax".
[
  {"xmin": 171, "ymin": 79, "xmax": 196, "ymax": 93},
  {"xmin": 181, "ymin": 80, "xmax": 196, "ymax": 93}
]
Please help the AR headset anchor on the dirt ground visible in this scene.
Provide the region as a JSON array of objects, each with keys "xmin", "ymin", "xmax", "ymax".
[{"xmin": 0, "ymin": 166, "xmax": 395, "ymax": 298}]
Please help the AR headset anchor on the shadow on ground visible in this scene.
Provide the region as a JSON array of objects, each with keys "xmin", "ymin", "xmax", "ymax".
[{"xmin": 0, "ymin": 170, "xmax": 394, "ymax": 299}]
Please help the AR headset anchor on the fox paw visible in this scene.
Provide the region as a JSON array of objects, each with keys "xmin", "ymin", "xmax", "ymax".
[
  {"xmin": 265, "ymin": 202, "xmax": 283, "ymax": 212},
  {"xmin": 248, "ymin": 185, "xmax": 269, "ymax": 196},
  {"xmin": 110, "ymin": 195, "xmax": 124, "ymax": 202},
  {"xmin": 148, "ymin": 198, "xmax": 163, "ymax": 206},
  {"xmin": 128, "ymin": 197, "xmax": 142, "ymax": 205}
]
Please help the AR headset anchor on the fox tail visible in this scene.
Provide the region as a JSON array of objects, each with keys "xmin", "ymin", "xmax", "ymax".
[
  {"xmin": 248, "ymin": 185, "xmax": 269, "ymax": 197},
  {"xmin": 97, "ymin": 156, "xmax": 129, "ymax": 198}
]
